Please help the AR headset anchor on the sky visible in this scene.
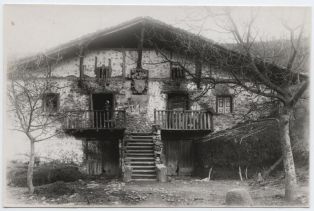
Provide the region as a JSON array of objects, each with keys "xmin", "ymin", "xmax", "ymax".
[{"xmin": 3, "ymin": 5, "xmax": 311, "ymax": 61}]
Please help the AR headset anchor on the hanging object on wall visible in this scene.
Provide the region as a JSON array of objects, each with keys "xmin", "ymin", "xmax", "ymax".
[{"xmin": 131, "ymin": 68, "xmax": 148, "ymax": 95}]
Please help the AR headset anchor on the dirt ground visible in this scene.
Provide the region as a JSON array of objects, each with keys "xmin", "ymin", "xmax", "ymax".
[{"xmin": 4, "ymin": 177, "xmax": 309, "ymax": 207}]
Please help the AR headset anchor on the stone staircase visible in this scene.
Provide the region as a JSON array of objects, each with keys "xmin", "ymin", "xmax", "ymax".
[{"xmin": 124, "ymin": 134, "xmax": 157, "ymax": 181}]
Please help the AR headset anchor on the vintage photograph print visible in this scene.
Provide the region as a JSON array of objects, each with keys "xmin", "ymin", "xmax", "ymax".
[{"xmin": 3, "ymin": 4, "xmax": 310, "ymax": 207}]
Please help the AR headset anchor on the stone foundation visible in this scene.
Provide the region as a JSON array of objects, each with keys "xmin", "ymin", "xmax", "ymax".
[{"xmin": 152, "ymin": 128, "xmax": 164, "ymax": 165}]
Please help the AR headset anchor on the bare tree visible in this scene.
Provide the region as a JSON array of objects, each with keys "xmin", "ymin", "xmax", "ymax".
[
  {"xmin": 7, "ymin": 55, "xmax": 64, "ymax": 194},
  {"xmin": 144, "ymin": 9, "xmax": 309, "ymax": 201}
]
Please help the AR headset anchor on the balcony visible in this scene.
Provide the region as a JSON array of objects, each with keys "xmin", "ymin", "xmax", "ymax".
[
  {"xmin": 154, "ymin": 110, "xmax": 213, "ymax": 131},
  {"xmin": 63, "ymin": 110, "xmax": 126, "ymax": 130}
]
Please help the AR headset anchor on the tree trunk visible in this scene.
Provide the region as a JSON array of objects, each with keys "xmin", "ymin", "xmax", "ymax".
[
  {"xmin": 262, "ymin": 156, "xmax": 283, "ymax": 179},
  {"xmin": 245, "ymin": 167, "xmax": 248, "ymax": 180},
  {"xmin": 27, "ymin": 140, "xmax": 35, "ymax": 194},
  {"xmin": 238, "ymin": 166, "xmax": 243, "ymax": 181},
  {"xmin": 279, "ymin": 106, "xmax": 298, "ymax": 201},
  {"xmin": 208, "ymin": 167, "xmax": 213, "ymax": 180}
]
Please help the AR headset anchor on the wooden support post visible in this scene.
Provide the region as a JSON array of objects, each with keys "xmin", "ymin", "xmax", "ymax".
[
  {"xmin": 48, "ymin": 65, "xmax": 52, "ymax": 77},
  {"xmin": 108, "ymin": 59, "xmax": 112, "ymax": 77},
  {"xmin": 123, "ymin": 111, "xmax": 126, "ymax": 128},
  {"xmin": 94, "ymin": 56, "xmax": 97, "ymax": 70},
  {"xmin": 122, "ymin": 50, "xmax": 126, "ymax": 80},
  {"xmin": 137, "ymin": 25, "xmax": 145, "ymax": 69},
  {"xmin": 210, "ymin": 113, "xmax": 214, "ymax": 131},
  {"xmin": 154, "ymin": 109, "xmax": 156, "ymax": 124},
  {"xmin": 79, "ymin": 47, "xmax": 84, "ymax": 79},
  {"xmin": 195, "ymin": 59, "xmax": 202, "ymax": 89}
]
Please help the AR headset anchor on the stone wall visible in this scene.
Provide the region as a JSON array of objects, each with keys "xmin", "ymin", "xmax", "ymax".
[
  {"xmin": 7, "ymin": 47, "xmax": 275, "ymax": 180},
  {"xmin": 196, "ymin": 85, "xmax": 270, "ymax": 132},
  {"xmin": 47, "ymin": 48, "xmax": 270, "ymax": 133}
]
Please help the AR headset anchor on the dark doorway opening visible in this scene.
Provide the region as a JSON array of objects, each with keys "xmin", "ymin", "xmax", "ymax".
[
  {"xmin": 167, "ymin": 93, "xmax": 189, "ymax": 129},
  {"xmin": 92, "ymin": 93, "xmax": 114, "ymax": 128},
  {"xmin": 167, "ymin": 93, "xmax": 189, "ymax": 111}
]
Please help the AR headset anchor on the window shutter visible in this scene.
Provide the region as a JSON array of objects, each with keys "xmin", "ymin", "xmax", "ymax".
[
  {"xmin": 217, "ymin": 97, "xmax": 224, "ymax": 113},
  {"xmin": 216, "ymin": 96, "xmax": 232, "ymax": 114},
  {"xmin": 224, "ymin": 97, "xmax": 231, "ymax": 113}
]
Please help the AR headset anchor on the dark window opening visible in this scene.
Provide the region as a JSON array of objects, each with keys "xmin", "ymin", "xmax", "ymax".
[
  {"xmin": 96, "ymin": 66, "xmax": 111, "ymax": 81},
  {"xmin": 42, "ymin": 93, "xmax": 59, "ymax": 113},
  {"xmin": 171, "ymin": 63, "xmax": 185, "ymax": 80},
  {"xmin": 216, "ymin": 96, "xmax": 233, "ymax": 114}
]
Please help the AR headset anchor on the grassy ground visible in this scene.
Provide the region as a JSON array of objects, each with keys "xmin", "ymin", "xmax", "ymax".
[{"xmin": 4, "ymin": 176, "xmax": 309, "ymax": 207}]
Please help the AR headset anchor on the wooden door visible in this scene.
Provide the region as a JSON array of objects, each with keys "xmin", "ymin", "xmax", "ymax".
[
  {"xmin": 179, "ymin": 140, "xmax": 194, "ymax": 175},
  {"xmin": 101, "ymin": 140, "xmax": 120, "ymax": 177},
  {"xmin": 84, "ymin": 139, "xmax": 120, "ymax": 177},
  {"xmin": 84, "ymin": 140, "xmax": 103, "ymax": 175},
  {"xmin": 166, "ymin": 139, "xmax": 194, "ymax": 176}
]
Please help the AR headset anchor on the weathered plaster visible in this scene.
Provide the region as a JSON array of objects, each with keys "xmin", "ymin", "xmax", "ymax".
[{"xmin": 9, "ymin": 48, "xmax": 271, "ymax": 170}]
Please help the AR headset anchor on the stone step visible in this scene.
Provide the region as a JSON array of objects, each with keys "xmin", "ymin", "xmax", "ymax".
[
  {"xmin": 126, "ymin": 157, "xmax": 155, "ymax": 160},
  {"xmin": 129, "ymin": 166, "xmax": 156, "ymax": 169},
  {"xmin": 126, "ymin": 153, "xmax": 154, "ymax": 157},
  {"xmin": 124, "ymin": 162, "xmax": 155, "ymax": 167},
  {"xmin": 130, "ymin": 133, "xmax": 153, "ymax": 135},
  {"xmin": 129, "ymin": 161, "xmax": 155, "ymax": 165},
  {"xmin": 131, "ymin": 178, "xmax": 157, "ymax": 181},
  {"xmin": 132, "ymin": 173, "xmax": 157, "ymax": 178},
  {"xmin": 127, "ymin": 142, "xmax": 154, "ymax": 146},
  {"xmin": 133, "ymin": 169, "xmax": 156, "ymax": 173},
  {"xmin": 126, "ymin": 146, "xmax": 154, "ymax": 149},
  {"xmin": 125, "ymin": 139, "xmax": 154, "ymax": 142},
  {"xmin": 132, "ymin": 166, "xmax": 156, "ymax": 170},
  {"xmin": 130, "ymin": 136, "xmax": 154, "ymax": 139},
  {"xmin": 126, "ymin": 149, "xmax": 154, "ymax": 153},
  {"xmin": 125, "ymin": 134, "xmax": 157, "ymax": 182}
]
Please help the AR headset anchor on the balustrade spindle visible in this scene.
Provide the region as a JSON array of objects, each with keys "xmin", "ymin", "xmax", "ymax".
[
  {"xmin": 63, "ymin": 110, "xmax": 126, "ymax": 130},
  {"xmin": 153, "ymin": 110, "xmax": 213, "ymax": 131}
]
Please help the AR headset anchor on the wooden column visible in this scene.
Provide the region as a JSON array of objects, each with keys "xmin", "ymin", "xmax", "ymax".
[
  {"xmin": 195, "ymin": 59, "xmax": 202, "ymax": 89},
  {"xmin": 79, "ymin": 47, "xmax": 85, "ymax": 79},
  {"xmin": 94, "ymin": 56, "xmax": 98, "ymax": 72},
  {"xmin": 137, "ymin": 24, "xmax": 145, "ymax": 69},
  {"xmin": 122, "ymin": 50, "xmax": 126, "ymax": 80},
  {"xmin": 47, "ymin": 64, "xmax": 52, "ymax": 77}
]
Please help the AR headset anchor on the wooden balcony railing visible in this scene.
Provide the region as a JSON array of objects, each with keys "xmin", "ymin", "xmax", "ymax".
[
  {"xmin": 154, "ymin": 110, "xmax": 213, "ymax": 131},
  {"xmin": 63, "ymin": 110, "xmax": 126, "ymax": 130}
]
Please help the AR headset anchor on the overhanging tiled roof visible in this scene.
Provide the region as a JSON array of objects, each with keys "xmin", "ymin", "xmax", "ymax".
[{"xmin": 12, "ymin": 16, "xmax": 307, "ymax": 81}]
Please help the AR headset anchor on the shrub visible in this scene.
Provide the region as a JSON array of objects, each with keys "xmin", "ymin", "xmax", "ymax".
[
  {"xmin": 34, "ymin": 181, "xmax": 75, "ymax": 197},
  {"xmin": 7, "ymin": 161, "xmax": 84, "ymax": 187},
  {"xmin": 194, "ymin": 125, "xmax": 282, "ymax": 179}
]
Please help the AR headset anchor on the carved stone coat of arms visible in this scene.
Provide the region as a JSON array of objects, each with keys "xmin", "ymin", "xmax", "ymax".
[{"xmin": 131, "ymin": 68, "xmax": 148, "ymax": 94}]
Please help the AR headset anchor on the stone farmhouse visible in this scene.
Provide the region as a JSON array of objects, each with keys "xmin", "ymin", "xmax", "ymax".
[{"xmin": 10, "ymin": 17, "xmax": 283, "ymax": 181}]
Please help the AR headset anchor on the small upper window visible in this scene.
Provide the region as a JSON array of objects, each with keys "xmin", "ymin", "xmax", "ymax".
[
  {"xmin": 42, "ymin": 93, "xmax": 59, "ymax": 113},
  {"xmin": 96, "ymin": 66, "xmax": 111, "ymax": 81},
  {"xmin": 170, "ymin": 63, "xmax": 185, "ymax": 80},
  {"xmin": 216, "ymin": 96, "xmax": 233, "ymax": 114}
]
